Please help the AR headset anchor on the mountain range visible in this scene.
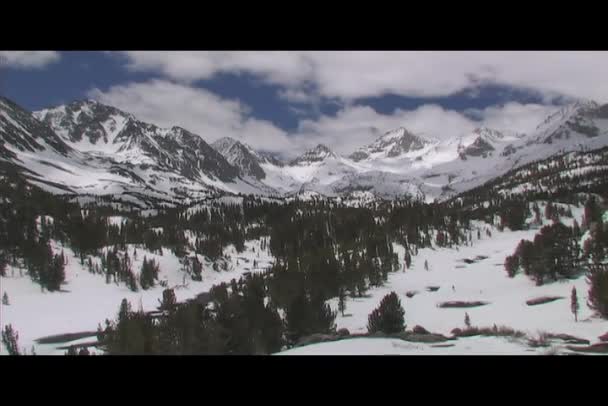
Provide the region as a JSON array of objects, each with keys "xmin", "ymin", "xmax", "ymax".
[{"xmin": 1, "ymin": 96, "xmax": 607, "ymax": 206}]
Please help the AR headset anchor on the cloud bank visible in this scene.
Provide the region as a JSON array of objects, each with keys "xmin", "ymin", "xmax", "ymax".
[
  {"xmin": 90, "ymin": 79, "xmax": 558, "ymax": 158},
  {"xmin": 118, "ymin": 51, "xmax": 608, "ymax": 103},
  {"xmin": 0, "ymin": 51, "xmax": 60, "ymax": 69}
]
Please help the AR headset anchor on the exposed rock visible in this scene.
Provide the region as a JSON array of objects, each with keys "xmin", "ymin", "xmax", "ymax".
[
  {"xmin": 438, "ymin": 301, "xmax": 489, "ymax": 308},
  {"xmin": 566, "ymin": 342, "xmax": 608, "ymax": 354},
  {"xmin": 412, "ymin": 325, "xmax": 430, "ymax": 335},
  {"xmin": 525, "ymin": 296, "xmax": 563, "ymax": 306},
  {"xmin": 450, "ymin": 328, "xmax": 463, "ymax": 336},
  {"xmin": 337, "ymin": 328, "xmax": 350, "ymax": 337},
  {"xmin": 296, "ymin": 333, "xmax": 340, "ymax": 347},
  {"xmin": 546, "ymin": 333, "xmax": 590, "ymax": 345}
]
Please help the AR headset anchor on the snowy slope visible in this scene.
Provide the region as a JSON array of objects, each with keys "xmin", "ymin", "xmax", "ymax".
[
  {"xmin": 276, "ymin": 203, "xmax": 608, "ymax": 355},
  {"xmin": 277, "ymin": 336, "xmax": 543, "ymax": 355},
  {"xmin": 0, "ymin": 237, "xmax": 275, "ymax": 355},
  {"xmin": 0, "ymin": 98, "xmax": 276, "ymax": 206},
  {"xmin": 211, "ymin": 137, "xmax": 267, "ymax": 180}
]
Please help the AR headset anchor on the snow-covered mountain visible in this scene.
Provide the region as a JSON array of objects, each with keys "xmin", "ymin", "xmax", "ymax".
[
  {"xmin": 410, "ymin": 101, "xmax": 608, "ymax": 200},
  {"xmin": 349, "ymin": 127, "xmax": 431, "ymax": 161},
  {"xmin": 1, "ymin": 97, "xmax": 73, "ymax": 161},
  {"xmin": 36, "ymin": 100, "xmax": 239, "ymax": 182},
  {"xmin": 211, "ymin": 137, "xmax": 267, "ymax": 180},
  {"xmin": 0, "ymin": 98, "xmax": 274, "ymax": 207},
  {"xmin": 3, "ymin": 95, "xmax": 608, "ymax": 204},
  {"xmin": 289, "ymin": 144, "xmax": 337, "ymax": 165}
]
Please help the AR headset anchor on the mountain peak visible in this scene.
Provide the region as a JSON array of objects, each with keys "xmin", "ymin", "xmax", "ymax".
[
  {"xmin": 350, "ymin": 126, "xmax": 429, "ymax": 161},
  {"xmin": 311, "ymin": 143, "xmax": 334, "ymax": 154},
  {"xmin": 212, "ymin": 137, "xmax": 239, "ymax": 153},
  {"xmin": 533, "ymin": 99, "xmax": 604, "ymax": 144},
  {"xmin": 472, "ymin": 127, "xmax": 505, "ymax": 141},
  {"xmin": 211, "ymin": 137, "xmax": 266, "ymax": 180},
  {"xmin": 290, "ymin": 144, "xmax": 337, "ymax": 165}
]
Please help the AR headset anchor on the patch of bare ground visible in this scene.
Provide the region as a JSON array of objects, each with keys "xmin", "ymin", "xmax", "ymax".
[
  {"xmin": 526, "ymin": 296, "xmax": 564, "ymax": 306},
  {"xmin": 438, "ymin": 300, "xmax": 489, "ymax": 308}
]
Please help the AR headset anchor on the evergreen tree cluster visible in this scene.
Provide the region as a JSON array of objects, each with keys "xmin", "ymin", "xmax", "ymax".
[
  {"xmin": 99, "ymin": 273, "xmax": 285, "ymax": 354},
  {"xmin": 587, "ymin": 264, "xmax": 608, "ymax": 319},
  {"xmin": 507, "ymin": 222, "xmax": 580, "ymax": 285},
  {"xmin": 1, "ymin": 324, "xmax": 20, "ymax": 355}
]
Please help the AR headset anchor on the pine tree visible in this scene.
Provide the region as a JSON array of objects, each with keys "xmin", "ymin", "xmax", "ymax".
[
  {"xmin": 367, "ymin": 292, "xmax": 405, "ymax": 334},
  {"xmin": 464, "ymin": 312, "xmax": 471, "ymax": 328},
  {"xmin": 504, "ymin": 255, "xmax": 519, "ymax": 278},
  {"xmin": 572, "ymin": 219, "xmax": 581, "ymax": 237},
  {"xmin": 126, "ymin": 267, "xmax": 138, "ymax": 292},
  {"xmin": 139, "ymin": 257, "xmax": 159, "ymax": 290},
  {"xmin": 424, "ymin": 260, "xmax": 429, "ymax": 271},
  {"xmin": 158, "ymin": 288, "xmax": 177, "ymax": 311},
  {"xmin": 191, "ymin": 255, "xmax": 203, "ymax": 281},
  {"xmin": 47, "ymin": 254, "xmax": 65, "ymax": 291},
  {"xmin": 587, "ymin": 264, "xmax": 608, "ymax": 319},
  {"xmin": 118, "ymin": 298, "xmax": 132, "ymax": 324},
  {"xmin": 2, "ymin": 292, "xmax": 9, "ymax": 306},
  {"xmin": 404, "ymin": 252, "xmax": 411, "ymax": 270},
  {"xmin": 1, "ymin": 324, "xmax": 20, "ymax": 355},
  {"xmin": 571, "ymin": 286, "xmax": 579, "ymax": 322},
  {"xmin": 0, "ymin": 254, "xmax": 7, "ymax": 277},
  {"xmin": 338, "ymin": 287, "xmax": 346, "ymax": 317}
]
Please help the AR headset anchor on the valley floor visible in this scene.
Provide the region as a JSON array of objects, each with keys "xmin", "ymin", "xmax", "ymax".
[
  {"xmin": 278, "ymin": 208, "xmax": 608, "ymax": 355},
  {"xmin": 2, "ymin": 204, "xmax": 608, "ymax": 355},
  {"xmin": 0, "ymin": 239, "xmax": 274, "ymax": 355}
]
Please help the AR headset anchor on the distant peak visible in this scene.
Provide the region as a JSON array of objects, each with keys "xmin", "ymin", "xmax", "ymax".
[
  {"xmin": 472, "ymin": 127, "xmax": 504, "ymax": 138},
  {"xmin": 213, "ymin": 136, "xmax": 238, "ymax": 146},
  {"xmin": 311, "ymin": 143, "xmax": 333, "ymax": 153},
  {"xmin": 573, "ymin": 99, "xmax": 599, "ymax": 109},
  {"xmin": 351, "ymin": 126, "xmax": 429, "ymax": 160},
  {"xmin": 290, "ymin": 144, "xmax": 337, "ymax": 165},
  {"xmin": 381, "ymin": 126, "xmax": 411, "ymax": 140}
]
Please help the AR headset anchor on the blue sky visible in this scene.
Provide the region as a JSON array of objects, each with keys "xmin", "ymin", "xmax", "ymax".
[{"xmin": 1, "ymin": 51, "xmax": 605, "ymax": 156}]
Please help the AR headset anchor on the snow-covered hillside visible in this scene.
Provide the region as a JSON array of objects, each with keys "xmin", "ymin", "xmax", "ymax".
[
  {"xmin": 276, "ymin": 204, "xmax": 608, "ymax": 355},
  {"xmin": 3, "ymin": 195, "xmax": 607, "ymax": 355},
  {"xmin": 0, "ymin": 236, "xmax": 275, "ymax": 355}
]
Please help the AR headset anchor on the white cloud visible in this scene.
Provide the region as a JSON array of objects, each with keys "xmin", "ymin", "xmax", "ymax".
[
  {"xmin": 469, "ymin": 103, "xmax": 558, "ymax": 135},
  {"xmin": 292, "ymin": 104, "xmax": 477, "ymax": 155},
  {"xmin": 117, "ymin": 51, "xmax": 608, "ymax": 103},
  {"xmin": 87, "ymin": 79, "xmax": 560, "ymax": 160},
  {"xmin": 0, "ymin": 51, "xmax": 60, "ymax": 69},
  {"xmin": 87, "ymin": 80, "xmax": 293, "ymax": 153},
  {"xmin": 277, "ymin": 88, "xmax": 316, "ymax": 104},
  {"xmin": 291, "ymin": 102, "xmax": 560, "ymax": 156}
]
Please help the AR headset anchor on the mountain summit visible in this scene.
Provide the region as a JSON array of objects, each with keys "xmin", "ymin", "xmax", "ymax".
[
  {"xmin": 350, "ymin": 127, "xmax": 430, "ymax": 161},
  {"xmin": 211, "ymin": 137, "xmax": 266, "ymax": 180},
  {"xmin": 290, "ymin": 144, "xmax": 337, "ymax": 165}
]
